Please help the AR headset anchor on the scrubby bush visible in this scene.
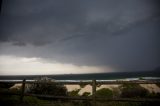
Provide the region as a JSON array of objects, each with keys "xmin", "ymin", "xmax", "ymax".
[
  {"xmin": 0, "ymin": 95, "xmax": 20, "ymax": 104},
  {"xmin": 27, "ymin": 77, "xmax": 67, "ymax": 96},
  {"xmin": 147, "ymin": 92, "xmax": 160, "ymax": 98},
  {"xmin": 82, "ymin": 92, "xmax": 91, "ymax": 97},
  {"xmin": 112, "ymin": 87, "xmax": 121, "ymax": 98},
  {"xmin": 79, "ymin": 81, "xmax": 87, "ymax": 88},
  {"xmin": 68, "ymin": 88, "xmax": 81, "ymax": 96},
  {"xmin": 120, "ymin": 83, "xmax": 149, "ymax": 98},
  {"xmin": 156, "ymin": 84, "xmax": 160, "ymax": 88},
  {"xmin": 96, "ymin": 88, "xmax": 113, "ymax": 98},
  {"xmin": 0, "ymin": 83, "xmax": 14, "ymax": 88}
]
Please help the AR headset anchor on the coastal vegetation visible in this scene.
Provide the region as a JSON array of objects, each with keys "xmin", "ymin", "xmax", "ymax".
[
  {"xmin": 27, "ymin": 77, "xmax": 67, "ymax": 97},
  {"xmin": 96, "ymin": 88, "xmax": 113, "ymax": 98},
  {"xmin": 120, "ymin": 83, "xmax": 149, "ymax": 98},
  {"xmin": 0, "ymin": 78, "xmax": 160, "ymax": 106}
]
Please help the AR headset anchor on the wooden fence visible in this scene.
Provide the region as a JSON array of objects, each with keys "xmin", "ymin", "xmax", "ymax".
[{"xmin": 0, "ymin": 79, "xmax": 160, "ymax": 106}]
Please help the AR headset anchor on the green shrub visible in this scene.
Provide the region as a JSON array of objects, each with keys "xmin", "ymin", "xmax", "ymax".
[
  {"xmin": 0, "ymin": 95, "xmax": 20, "ymax": 103},
  {"xmin": 68, "ymin": 88, "xmax": 81, "ymax": 96},
  {"xmin": 96, "ymin": 88, "xmax": 113, "ymax": 98},
  {"xmin": 0, "ymin": 83, "xmax": 14, "ymax": 88},
  {"xmin": 82, "ymin": 92, "xmax": 91, "ymax": 97},
  {"xmin": 27, "ymin": 77, "xmax": 67, "ymax": 96},
  {"xmin": 120, "ymin": 83, "xmax": 149, "ymax": 98},
  {"xmin": 79, "ymin": 81, "xmax": 87, "ymax": 88},
  {"xmin": 156, "ymin": 84, "xmax": 160, "ymax": 88},
  {"xmin": 147, "ymin": 92, "xmax": 160, "ymax": 98},
  {"xmin": 112, "ymin": 87, "xmax": 121, "ymax": 98},
  {"xmin": 23, "ymin": 96, "xmax": 52, "ymax": 105}
]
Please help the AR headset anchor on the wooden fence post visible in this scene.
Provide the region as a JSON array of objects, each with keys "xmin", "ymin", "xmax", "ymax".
[
  {"xmin": 92, "ymin": 79, "xmax": 96, "ymax": 106},
  {"xmin": 20, "ymin": 79, "xmax": 26, "ymax": 102}
]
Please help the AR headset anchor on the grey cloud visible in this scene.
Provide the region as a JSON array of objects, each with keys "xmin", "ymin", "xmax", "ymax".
[
  {"xmin": 1, "ymin": 0, "xmax": 159, "ymax": 45},
  {"xmin": 12, "ymin": 41, "xmax": 26, "ymax": 46},
  {"xmin": 0, "ymin": 0, "xmax": 160, "ymax": 71}
]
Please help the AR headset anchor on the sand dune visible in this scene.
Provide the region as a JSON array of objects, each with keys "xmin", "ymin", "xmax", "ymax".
[
  {"xmin": 10, "ymin": 83, "xmax": 160, "ymax": 95},
  {"xmin": 65, "ymin": 84, "xmax": 160, "ymax": 95}
]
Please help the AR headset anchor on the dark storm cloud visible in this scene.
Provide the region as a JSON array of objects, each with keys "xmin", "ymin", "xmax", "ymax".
[
  {"xmin": 0, "ymin": 0, "xmax": 160, "ymax": 71},
  {"xmin": 0, "ymin": 0, "xmax": 89, "ymax": 45}
]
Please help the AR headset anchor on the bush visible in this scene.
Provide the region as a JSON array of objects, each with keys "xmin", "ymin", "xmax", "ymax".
[
  {"xmin": 82, "ymin": 92, "xmax": 91, "ymax": 97},
  {"xmin": 0, "ymin": 83, "xmax": 14, "ymax": 88},
  {"xmin": 79, "ymin": 81, "xmax": 87, "ymax": 88},
  {"xmin": 120, "ymin": 83, "xmax": 149, "ymax": 98},
  {"xmin": 27, "ymin": 77, "xmax": 67, "ymax": 96},
  {"xmin": 0, "ymin": 95, "xmax": 20, "ymax": 104},
  {"xmin": 112, "ymin": 87, "xmax": 121, "ymax": 98},
  {"xmin": 96, "ymin": 88, "xmax": 113, "ymax": 98},
  {"xmin": 68, "ymin": 88, "xmax": 81, "ymax": 96},
  {"xmin": 147, "ymin": 92, "xmax": 160, "ymax": 98},
  {"xmin": 156, "ymin": 84, "xmax": 160, "ymax": 88}
]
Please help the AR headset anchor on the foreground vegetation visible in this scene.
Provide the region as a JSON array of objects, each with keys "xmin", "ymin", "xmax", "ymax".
[
  {"xmin": 0, "ymin": 95, "xmax": 159, "ymax": 106},
  {"xmin": 0, "ymin": 78, "xmax": 160, "ymax": 106}
]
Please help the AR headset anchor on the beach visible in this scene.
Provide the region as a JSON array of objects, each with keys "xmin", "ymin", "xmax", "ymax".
[{"xmin": 65, "ymin": 84, "xmax": 160, "ymax": 95}]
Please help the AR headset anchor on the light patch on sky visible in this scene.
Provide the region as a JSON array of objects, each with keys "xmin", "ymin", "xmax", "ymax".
[{"xmin": 0, "ymin": 55, "xmax": 112, "ymax": 75}]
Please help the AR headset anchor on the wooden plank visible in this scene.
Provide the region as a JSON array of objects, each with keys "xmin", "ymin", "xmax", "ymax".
[
  {"xmin": 20, "ymin": 79, "xmax": 26, "ymax": 102},
  {"xmin": 97, "ymin": 80, "xmax": 160, "ymax": 84},
  {"xmin": 24, "ymin": 93, "xmax": 160, "ymax": 102},
  {"xmin": 96, "ymin": 98, "xmax": 160, "ymax": 102},
  {"xmin": 25, "ymin": 93, "xmax": 92, "ymax": 100},
  {"xmin": 92, "ymin": 80, "xmax": 96, "ymax": 106},
  {"xmin": 1, "ymin": 80, "xmax": 160, "ymax": 84}
]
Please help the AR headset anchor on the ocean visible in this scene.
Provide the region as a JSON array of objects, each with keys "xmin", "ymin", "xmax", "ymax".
[{"xmin": 0, "ymin": 70, "xmax": 160, "ymax": 80}]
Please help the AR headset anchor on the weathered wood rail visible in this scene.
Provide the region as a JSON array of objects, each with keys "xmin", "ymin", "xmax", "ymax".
[{"xmin": 0, "ymin": 79, "xmax": 160, "ymax": 106}]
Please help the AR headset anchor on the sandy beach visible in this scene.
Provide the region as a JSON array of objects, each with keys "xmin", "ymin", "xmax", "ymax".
[
  {"xmin": 10, "ymin": 83, "xmax": 160, "ymax": 95},
  {"xmin": 65, "ymin": 84, "xmax": 160, "ymax": 95}
]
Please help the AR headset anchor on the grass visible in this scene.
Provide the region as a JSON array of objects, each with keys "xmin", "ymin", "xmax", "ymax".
[{"xmin": 1, "ymin": 94, "xmax": 159, "ymax": 106}]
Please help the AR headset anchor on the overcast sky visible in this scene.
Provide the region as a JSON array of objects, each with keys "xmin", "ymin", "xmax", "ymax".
[{"xmin": 0, "ymin": 0, "xmax": 160, "ymax": 75}]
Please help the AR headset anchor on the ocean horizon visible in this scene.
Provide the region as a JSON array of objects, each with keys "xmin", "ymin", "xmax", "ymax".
[{"xmin": 0, "ymin": 70, "xmax": 160, "ymax": 80}]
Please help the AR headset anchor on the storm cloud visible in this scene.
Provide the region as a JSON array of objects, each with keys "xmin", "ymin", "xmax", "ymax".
[{"xmin": 0, "ymin": 0, "xmax": 160, "ymax": 73}]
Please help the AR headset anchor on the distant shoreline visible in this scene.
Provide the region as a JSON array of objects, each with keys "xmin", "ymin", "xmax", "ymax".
[
  {"xmin": 1, "ymin": 77, "xmax": 160, "ymax": 82},
  {"xmin": 0, "ymin": 70, "xmax": 160, "ymax": 80}
]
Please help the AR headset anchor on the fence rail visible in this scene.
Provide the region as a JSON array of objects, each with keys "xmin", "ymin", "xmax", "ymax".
[
  {"xmin": 0, "ymin": 79, "xmax": 160, "ymax": 106},
  {"xmin": 1, "ymin": 80, "xmax": 160, "ymax": 84}
]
